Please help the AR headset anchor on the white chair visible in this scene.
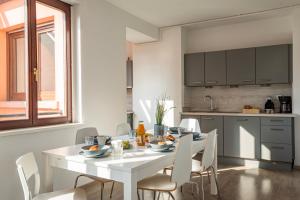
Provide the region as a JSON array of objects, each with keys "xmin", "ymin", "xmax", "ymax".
[
  {"xmin": 180, "ymin": 118, "xmax": 201, "ymax": 133},
  {"xmin": 116, "ymin": 123, "xmax": 131, "ymax": 136},
  {"xmin": 163, "ymin": 118, "xmax": 202, "ymax": 175},
  {"xmin": 75, "ymin": 127, "xmax": 115, "ymax": 199},
  {"xmin": 137, "ymin": 134, "xmax": 193, "ymax": 200},
  {"xmin": 191, "ymin": 129, "xmax": 221, "ymax": 200},
  {"xmin": 16, "ymin": 152, "xmax": 87, "ymax": 200}
]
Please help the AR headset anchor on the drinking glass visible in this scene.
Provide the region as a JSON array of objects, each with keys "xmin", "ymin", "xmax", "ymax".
[
  {"xmin": 97, "ymin": 136, "xmax": 107, "ymax": 146},
  {"xmin": 85, "ymin": 136, "xmax": 95, "ymax": 145},
  {"xmin": 111, "ymin": 140, "xmax": 123, "ymax": 156},
  {"xmin": 129, "ymin": 129, "xmax": 136, "ymax": 138}
]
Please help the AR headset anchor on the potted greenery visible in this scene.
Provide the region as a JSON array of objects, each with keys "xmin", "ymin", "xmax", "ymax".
[{"xmin": 154, "ymin": 95, "xmax": 174, "ymax": 136}]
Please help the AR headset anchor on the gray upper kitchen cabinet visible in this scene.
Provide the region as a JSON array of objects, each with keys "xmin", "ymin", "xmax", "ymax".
[
  {"xmin": 289, "ymin": 44, "xmax": 293, "ymax": 83},
  {"xmin": 205, "ymin": 51, "xmax": 227, "ymax": 86},
  {"xmin": 200, "ymin": 116, "xmax": 224, "ymax": 156},
  {"xmin": 127, "ymin": 59, "xmax": 133, "ymax": 88},
  {"xmin": 256, "ymin": 44, "xmax": 289, "ymax": 84},
  {"xmin": 226, "ymin": 48, "xmax": 255, "ymax": 85},
  {"xmin": 224, "ymin": 116, "xmax": 260, "ymax": 159},
  {"xmin": 184, "ymin": 53, "xmax": 205, "ymax": 86}
]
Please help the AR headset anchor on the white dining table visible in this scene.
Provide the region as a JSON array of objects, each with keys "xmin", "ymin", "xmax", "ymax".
[{"xmin": 43, "ymin": 135, "xmax": 218, "ymax": 200}]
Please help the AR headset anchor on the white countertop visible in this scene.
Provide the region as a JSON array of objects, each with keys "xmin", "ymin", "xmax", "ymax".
[{"xmin": 181, "ymin": 112, "xmax": 297, "ymax": 117}]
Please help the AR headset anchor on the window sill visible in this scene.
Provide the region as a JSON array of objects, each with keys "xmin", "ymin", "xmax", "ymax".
[{"xmin": 0, "ymin": 122, "xmax": 84, "ymax": 137}]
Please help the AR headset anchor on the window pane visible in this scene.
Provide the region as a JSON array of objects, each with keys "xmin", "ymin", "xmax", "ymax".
[
  {"xmin": 0, "ymin": 0, "xmax": 29, "ymax": 121},
  {"xmin": 36, "ymin": 2, "xmax": 67, "ymax": 118}
]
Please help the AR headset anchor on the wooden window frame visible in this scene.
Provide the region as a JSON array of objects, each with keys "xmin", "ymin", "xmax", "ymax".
[{"xmin": 0, "ymin": 0, "xmax": 72, "ymax": 130}]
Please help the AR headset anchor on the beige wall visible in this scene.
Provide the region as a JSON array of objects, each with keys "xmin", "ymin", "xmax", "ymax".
[
  {"xmin": 133, "ymin": 27, "xmax": 184, "ymax": 129},
  {"xmin": 0, "ymin": 1, "xmax": 159, "ymax": 199}
]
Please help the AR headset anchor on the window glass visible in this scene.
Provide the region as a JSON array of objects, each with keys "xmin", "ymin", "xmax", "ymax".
[{"xmin": 0, "ymin": 0, "xmax": 29, "ymax": 121}]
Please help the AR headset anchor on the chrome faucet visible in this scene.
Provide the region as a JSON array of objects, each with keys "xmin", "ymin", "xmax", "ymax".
[{"xmin": 205, "ymin": 95, "xmax": 216, "ymax": 111}]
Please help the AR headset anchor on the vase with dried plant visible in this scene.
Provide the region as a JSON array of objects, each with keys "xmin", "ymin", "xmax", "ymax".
[{"xmin": 154, "ymin": 94, "xmax": 174, "ymax": 136}]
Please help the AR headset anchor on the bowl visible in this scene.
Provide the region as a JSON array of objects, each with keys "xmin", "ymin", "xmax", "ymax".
[
  {"xmin": 169, "ymin": 127, "xmax": 185, "ymax": 133},
  {"xmin": 81, "ymin": 145, "xmax": 110, "ymax": 156}
]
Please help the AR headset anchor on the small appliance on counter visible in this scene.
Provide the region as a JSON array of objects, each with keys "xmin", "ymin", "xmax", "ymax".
[
  {"xmin": 264, "ymin": 97, "xmax": 275, "ymax": 114},
  {"xmin": 278, "ymin": 96, "xmax": 292, "ymax": 113}
]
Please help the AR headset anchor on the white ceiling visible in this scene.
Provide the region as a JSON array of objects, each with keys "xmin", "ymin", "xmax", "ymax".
[{"xmin": 106, "ymin": 0, "xmax": 300, "ymax": 27}]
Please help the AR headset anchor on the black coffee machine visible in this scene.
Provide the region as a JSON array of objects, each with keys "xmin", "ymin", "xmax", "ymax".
[{"xmin": 278, "ymin": 96, "xmax": 292, "ymax": 113}]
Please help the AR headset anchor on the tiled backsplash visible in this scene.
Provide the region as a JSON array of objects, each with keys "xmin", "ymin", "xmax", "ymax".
[{"xmin": 184, "ymin": 84, "xmax": 292, "ymax": 113}]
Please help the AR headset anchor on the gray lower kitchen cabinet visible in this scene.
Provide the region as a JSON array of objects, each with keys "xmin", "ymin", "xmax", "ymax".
[
  {"xmin": 127, "ymin": 59, "xmax": 133, "ymax": 88},
  {"xmin": 261, "ymin": 126, "xmax": 292, "ymax": 144},
  {"xmin": 261, "ymin": 143, "xmax": 292, "ymax": 162},
  {"xmin": 261, "ymin": 117, "xmax": 291, "ymax": 126},
  {"xmin": 184, "ymin": 53, "xmax": 205, "ymax": 86},
  {"xmin": 224, "ymin": 116, "xmax": 260, "ymax": 159},
  {"xmin": 260, "ymin": 117, "xmax": 293, "ymax": 163},
  {"xmin": 205, "ymin": 51, "xmax": 226, "ymax": 86},
  {"xmin": 256, "ymin": 44, "xmax": 289, "ymax": 84},
  {"xmin": 226, "ymin": 48, "xmax": 255, "ymax": 85},
  {"xmin": 200, "ymin": 116, "xmax": 224, "ymax": 156}
]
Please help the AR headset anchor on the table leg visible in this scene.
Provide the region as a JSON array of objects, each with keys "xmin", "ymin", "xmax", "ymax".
[
  {"xmin": 43, "ymin": 154, "xmax": 54, "ymax": 193},
  {"xmin": 210, "ymin": 141, "xmax": 218, "ymax": 195},
  {"xmin": 123, "ymin": 174, "xmax": 138, "ymax": 200}
]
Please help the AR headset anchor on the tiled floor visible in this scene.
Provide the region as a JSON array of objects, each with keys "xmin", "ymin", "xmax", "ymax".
[{"xmin": 98, "ymin": 164, "xmax": 300, "ymax": 200}]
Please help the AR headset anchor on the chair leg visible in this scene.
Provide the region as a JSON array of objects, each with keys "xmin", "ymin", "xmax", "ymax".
[
  {"xmin": 137, "ymin": 189, "xmax": 141, "ymax": 200},
  {"xmin": 100, "ymin": 183, "xmax": 104, "ymax": 200},
  {"xmin": 201, "ymin": 173, "xmax": 205, "ymax": 200},
  {"xmin": 157, "ymin": 192, "xmax": 161, "ymax": 199},
  {"xmin": 211, "ymin": 166, "xmax": 221, "ymax": 200},
  {"xmin": 180, "ymin": 185, "xmax": 183, "ymax": 193},
  {"xmin": 206, "ymin": 170, "xmax": 211, "ymax": 184},
  {"xmin": 168, "ymin": 192, "xmax": 175, "ymax": 200},
  {"xmin": 110, "ymin": 181, "xmax": 115, "ymax": 198},
  {"xmin": 153, "ymin": 191, "xmax": 156, "ymax": 200}
]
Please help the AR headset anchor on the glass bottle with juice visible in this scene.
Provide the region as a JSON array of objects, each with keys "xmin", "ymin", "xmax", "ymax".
[{"xmin": 136, "ymin": 121, "xmax": 146, "ymax": 146}]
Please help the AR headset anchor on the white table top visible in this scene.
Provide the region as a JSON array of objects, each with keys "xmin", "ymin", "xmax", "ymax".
[{"xmin": 43, "ymin": 136, "xmax": 207, "ymax": 173}]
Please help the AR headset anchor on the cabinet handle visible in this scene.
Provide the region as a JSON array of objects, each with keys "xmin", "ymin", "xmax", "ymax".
[
  {"xmin": 270, "ymin": 119, "xmax": 284, "ymax": 122},
  {"xmin": 270, "ymin": 128, "xmax": 284, "ymax": 131},
  {"xmin": 237, "ymin": 119, "xmax": 248, "ymax": 122},
  {"xmin": 242, "ymin": 80, "xmax": 253, "ymax": 82},
  {"xmin": 206, "ymin": 81, "xmax": 218, "ymax": 84},
  {"xmin": 271, "ymin": 146, "xmax": 284, "ymax": 150},
  {"xmin": 192, "ymin": 81, "xmax": 202, "ymax": 84},
  {"xmin": 202, "ymin": 117, "xmax": 214, "ymax": 120}
]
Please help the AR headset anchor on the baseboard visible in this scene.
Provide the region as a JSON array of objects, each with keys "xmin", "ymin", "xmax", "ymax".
[{"xmin": 218, "ymin": 156, "xmax": 293, "ymax": 171}]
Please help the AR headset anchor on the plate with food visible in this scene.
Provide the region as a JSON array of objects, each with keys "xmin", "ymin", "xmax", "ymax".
[
  {"xmin": 80, "ymin": 145, "xmax": 111, "ymax": 158},
  {"xmin": 150, "ymin": 145, "xmax": 175, "ymax": 152},
  {"xmin": 149, "ymin": 140, "xmax": 174, "ymax": 151},
  {"xmin": 165, "ymin": 134, "xmax": 176, "ymax": 142}
]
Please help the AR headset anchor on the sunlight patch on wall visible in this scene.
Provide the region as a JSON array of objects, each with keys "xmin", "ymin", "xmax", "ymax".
[{"xmin": 139, "ymin": 99, "xmax": 151, "ymax": 124}]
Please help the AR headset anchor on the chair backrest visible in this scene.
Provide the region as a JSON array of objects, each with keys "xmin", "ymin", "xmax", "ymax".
[
  {"xmin": 180, "ymin": 118, "xmax": 201, "ymax": 133},
  {"xmin": 76, "ymin": 127, "xmax": 99, "ymax": 144},
  {"xmin": 171, "ymin": 134, "xmax": 193, "ymax": 187},
  {"xmin": 116, "ymin": 123, "xmax": 131, "ymax": 136},
  {"xmin": 202, "ymin": 129, "xmax": 217, "ymax": 171},
  {"xmin": 16, "ymin": 152, "xmax": 40, "ymax": 200}
]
